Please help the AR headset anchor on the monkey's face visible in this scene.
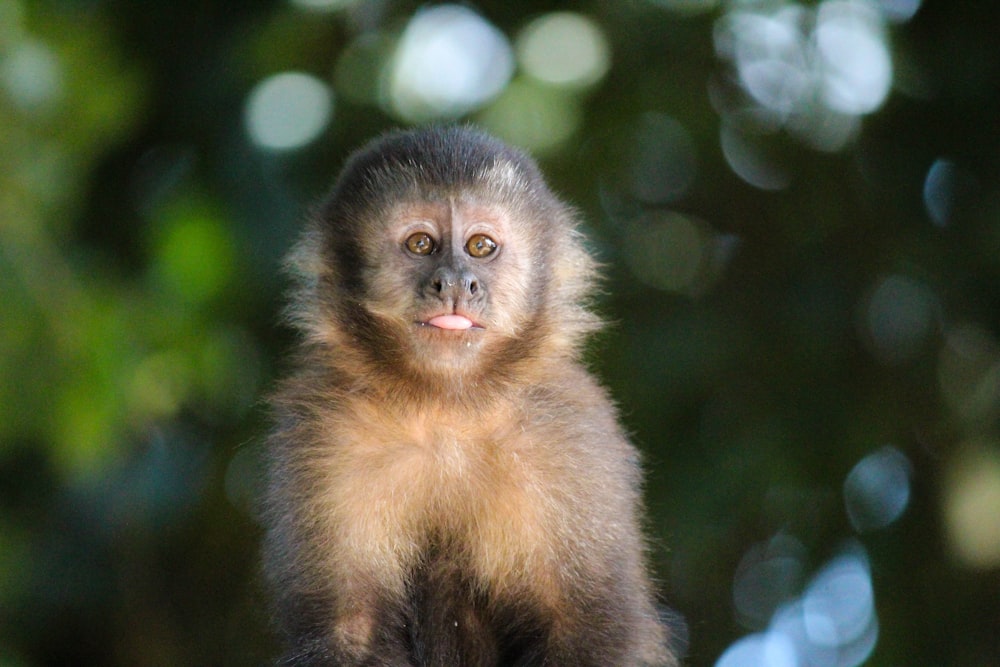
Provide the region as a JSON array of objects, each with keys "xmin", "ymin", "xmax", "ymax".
[{"xmin": 355, "ymin": 193, "xmax": 541, "ymax": 377}]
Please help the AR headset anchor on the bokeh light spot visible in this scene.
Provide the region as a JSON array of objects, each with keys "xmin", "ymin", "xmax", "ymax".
[
  {"xmin": 714, "ymin": 0, "xmax": 893, "ymax": 156},
  {"xmin": 2, "ymin": 38, "xmax": 63, "ymax": 110},
  {"xmin": 938, "ymin": 324, "xmax": 1000, "ymax": 426},
  {"xmin": 817, "ymin": 1, "xmax": 892, "ymax": 114},
  {"xmin": 858, "ymin": 273, "xmax": 938, "ymax": 365},
  {"xmin": 245, "ymin": 71, "xmax": 333, "ymax": 151},
  {"xmin": 923, "ymin": 158, "xmax": 956, "ymax": 227},
  {"xmin": 53, "ymin": 376, "xmax": 120, "ymax": 479},
  {"xmin": 802, "ymin": 553, "xmax": 875, "ymax": 647},
  {"xmin": 150, "ymin": 204, "xmax": 236, "ymax": 305},
  {"xmin": 921, "ymin": 158, "xmax": 977, "ymax": 227},
  {"xmin": 516, "ymin": 12, "xmax": 610, "ymax": 89},
  {"xmin": 720, "ymin": 121, "xmax": 790, "ymax": 190},
  {"xmin": 622, "ymin": 212, "xmax": 707, "ymax": 296},
  {"xmin": 732, "ymin": 534, "xmax": 807, "ymax": 628},
  {"xmin": 844, "ymin": 446, "xmax": 912, "ymax": 533},
  {"xmin": 477, "ymin": 79, "xmax": 581, "ymax": 154},
  {"xmin": 720, "ymin": 544, "xmax": 878, "ymax": 667},
  {"xmin": 334, "ymin": 32, "xmax": 393, "ymax": 105},
  {"xmin": 944, "ymin": 444, "xmax": 1000, "ymax": 569},
  {"xmin": 628, "ymin": 113, "xmax": 698, "ymax": 204},
  {"xmin": 387, "ymin": 5, "xmax": 514, "ymax": 122},
  {"xmin": 715, "ymin": 631, "xmax": 797, "ymax": 667},
  {"xmin": 877, "ymin": 0, "xmax": 922, "ymax": 23},
  {"xmin": 715, "ymin": 5, "xmax": 811, "ymax": 117},
  {"xmin": 129, "ymin": 350, "xmax": 192, "ymax": 420},
  {"xmin": 289, "ymin": 0, "xmax": 358, "ymax": 11}
]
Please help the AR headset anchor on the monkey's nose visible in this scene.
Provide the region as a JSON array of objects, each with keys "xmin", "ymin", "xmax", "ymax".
[
  {"xmin": 464, "ymin": 273, "xmax": 480, "ymax": 296},
  {"xmin": 430, "ymin": 267, "xmax": 480, "ymax": 298}
]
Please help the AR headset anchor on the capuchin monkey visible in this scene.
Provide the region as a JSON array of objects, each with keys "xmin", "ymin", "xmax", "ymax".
[{"xmin": 263, "ymin": 125, "xmax": 677, "ymax": 666}]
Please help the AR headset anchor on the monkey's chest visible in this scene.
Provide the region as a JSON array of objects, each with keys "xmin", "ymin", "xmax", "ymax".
[
  {"xmin": 335, "ymin": 418, "xmax": 553, "ymax": 560},
  {"xmin": 344, "ymin": 413, "xmax": 516, "ymax": 492},
  {"xmin": 389, "ymin": 430, "xmax": 517, "ymax": 508}
]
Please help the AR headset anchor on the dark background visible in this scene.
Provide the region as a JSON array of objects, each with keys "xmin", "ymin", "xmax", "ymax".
[{"xmin": 2, "ymin": 0, "xmax": 999, "ymax": 665}]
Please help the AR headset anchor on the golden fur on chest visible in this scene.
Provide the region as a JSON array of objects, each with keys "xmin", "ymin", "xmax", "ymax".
[{"xmin": 306, "ymin": 393, "xmax": 583, "ymax": 605}]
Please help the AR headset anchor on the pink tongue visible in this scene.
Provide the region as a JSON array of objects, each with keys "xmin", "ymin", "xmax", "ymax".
[{"xmin": 427, "ymin": 314, "xmax": 474, "ymax": 330}]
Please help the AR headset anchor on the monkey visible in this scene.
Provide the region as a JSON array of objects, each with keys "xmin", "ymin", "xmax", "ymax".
[{"xmin": 262, "ymin": 125, "xmax": 677, "ymax": 666}]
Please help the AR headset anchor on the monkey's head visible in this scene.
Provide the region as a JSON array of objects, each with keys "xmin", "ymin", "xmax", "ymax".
[{"xmin": 288, "ymin": 126, "xmax": 600, "ymax": 386}]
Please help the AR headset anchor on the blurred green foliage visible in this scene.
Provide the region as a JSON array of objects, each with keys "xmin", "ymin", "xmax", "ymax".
[{"xmin": 2, "ymin": 0, "xmax": 999, "ymax": 665}]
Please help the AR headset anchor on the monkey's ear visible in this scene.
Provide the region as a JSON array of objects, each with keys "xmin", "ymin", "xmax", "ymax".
[
  {"xmin": 284, "ymin": 226, "xmax": 327, "ymax": 287},
  {"xmin": 544, "ymin": 220, "xmax": 604, "ymax": 344},
  {"xmin": 554, "ymin": 220, "xmax": 600, "ymax": 294},
  {"xmin": 281, "ymin": 223, "xmax": 342, "ymax": 341}
]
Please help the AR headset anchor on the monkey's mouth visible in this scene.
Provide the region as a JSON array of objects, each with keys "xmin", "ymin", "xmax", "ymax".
[{"xmin": 419, "ymin": 314, "xmax": 482, "ymax": 330}]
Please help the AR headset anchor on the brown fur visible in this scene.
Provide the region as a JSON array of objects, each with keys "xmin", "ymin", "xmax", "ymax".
[{"xmin": 263, "ymin": 126, "xmax": 676, "ymax": 666}]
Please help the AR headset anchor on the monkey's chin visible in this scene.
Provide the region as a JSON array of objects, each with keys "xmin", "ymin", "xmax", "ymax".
[{"xmin": 409, "ymin": 323, "xmax": 488, "ymax": 374}]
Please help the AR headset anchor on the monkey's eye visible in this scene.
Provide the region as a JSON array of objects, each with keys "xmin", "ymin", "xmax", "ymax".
[
  {"xmin": 405, "ymin": 232, "xmax": 436, "ymax": 256},
  {"xmin": 466, "ymin": 233, "xmax": 498, "ymax": 258}
]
